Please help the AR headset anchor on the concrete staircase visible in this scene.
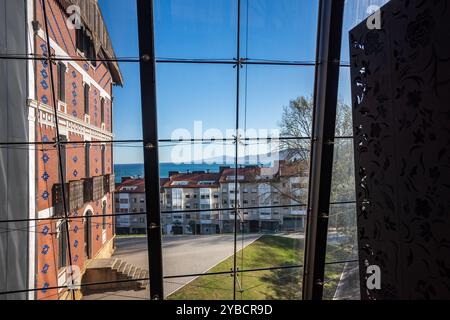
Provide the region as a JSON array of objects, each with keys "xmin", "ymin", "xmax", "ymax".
[{"xmin": 82, "ymin": 258, "xmax": 149, "ymax": 295}]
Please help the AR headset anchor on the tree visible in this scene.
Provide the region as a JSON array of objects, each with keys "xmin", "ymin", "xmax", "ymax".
[
  {"xmin": 278, "ymin": 95, "xmax": 353, "ymax": 163},
  {"xmin": 276, "ymin": 96, "xmax": 356, "ymax": 246},
  {"xmin": 277, "ymin": 96, "xmax": 354, "ymax": 201}
]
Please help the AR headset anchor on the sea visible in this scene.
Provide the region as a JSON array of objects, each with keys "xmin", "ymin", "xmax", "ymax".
[{"xmin": 114, "ymin": 163, "xmax": 227, "ymax": 183}]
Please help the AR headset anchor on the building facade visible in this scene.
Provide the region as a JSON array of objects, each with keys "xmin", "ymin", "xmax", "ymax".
[
  {"xmin": 115, "ymin": 161, "xmax": 308, "ymax": 236},
  {"xmin": 1, "ymin": 0, "xmax": 121, "ymax": 300},
  {"xmin": 114, "ymin": 178, "xmax": 147, "ymax": 234}
]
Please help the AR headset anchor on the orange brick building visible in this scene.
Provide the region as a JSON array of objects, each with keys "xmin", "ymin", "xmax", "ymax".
[{"xmin": 28, "ymin": 0, "xmax": 122, "ymax": 299}]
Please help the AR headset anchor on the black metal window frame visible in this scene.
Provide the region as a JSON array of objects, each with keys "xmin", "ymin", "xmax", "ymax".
[
  {"xmin": 0, "ymin": 0, "xmax": 356, "ymax": 300},
  {"xmin": 137, "ymin": 0, "xmax": 349, "ymax": 300}
]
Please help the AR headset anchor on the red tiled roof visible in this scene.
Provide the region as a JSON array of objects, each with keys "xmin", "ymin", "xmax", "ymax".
[
  {"xmin": 278, "ymin": 160, "xmax": 308, "ymax": 177},
  {"xmin": 219, "ymin": 167, "xmax": 261, "ymax": 183},
  {"xmin": 163, "ymin": 172, "xmax": 221, "ymax": 188},
  {"xmin": 115, "ymin": 178, "xmax": 145, "ymax": 193},
  {"xmin": 115, "ymin": 178, "xmax": 168, "ymax": 193}
]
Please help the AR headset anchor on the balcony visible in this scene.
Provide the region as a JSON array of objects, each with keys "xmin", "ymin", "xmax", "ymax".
[
  {"xmin": 53, "ymin": 174, "xmax": 115, "ymax": 215},
  {"xmin": 52, "ymin": 180, "xmax": 84, "ymax": 216},
  {"xmin": 104, "ymin": 174, "xmax": 115, "ymax": 194},
  {"xmin": 93, "ymin": 176, "xmax": 104, "ymax": 201}
]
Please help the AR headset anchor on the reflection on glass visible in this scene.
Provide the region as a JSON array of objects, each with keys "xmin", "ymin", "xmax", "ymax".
[
  {"xmin": 323, "ymin": 262, "xmax": 360, "ymax": 300},
  {"xmin": 341, "ymin": 0, "xmax": 391, "ymax": 62},
  {"xmin": 326, "ymin": 203, "xmax": 358, "ymax": 263},
  {"xmin": 336, "ymin": 67, "xmax": 353, "ymax": 137},
  {"xmin": 330, "ymin": 139, "xmax": 355, "ymax": 203}
]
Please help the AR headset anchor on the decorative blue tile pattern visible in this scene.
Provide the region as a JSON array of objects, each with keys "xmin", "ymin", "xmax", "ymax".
[
  {"xmin": 42, "ymin": 225, "xmax": 49, "ymax": 236},
  {"xmin": 73, "ymin": 170, "xmax": 78, "ymax": 177},
  {"xmin": 41, "ymin": 95, "xmax": 48, "ymax": 104},
  {"xmin": 72, "ymin": 156, "xmax": 78, "ymax": 163},
  {"xmin": 72, "ymin": 71, "xmax": 77, "ymax": 78},
  {"xmin": 74, "ymin": 255, "xmax": 79, "ymax": 263},
  {"xmin": 41, "ymin": 244, "xmax": 49, "ymax": 255},
  {"xmin": 42, "ymin": 135, "xmax": 49, "ymax": 143},
  {"xmin": 41, "ymin": 264, "xmax": 49, "ymax": 274},
  {"xmin": 73, "ymin": 225, "xmax": 79, "ymax": 233},
  {"xmin": 41, "ymin": 172, "xmax": 50, "ymax": 182},
  {"xmin": 40, "ymin": 80, "xmax": 49, "ymax": 90},
  {"xmin": 42, "ymin": 153, "xmax": 49, "ymax": 163},
  {"xmin": 40, "ymin": 69, "xmax": 48, "ymax": 79},
  {"xmin": 73, "ymin": 240, "xmax": 78, "ymax": 248},
  {"xmin": 42, "ymin": 191, "xmax": 49, "ymax": 201},
  {"xmin": 40, "ymin": 43, "xmax": 48, "ymax": 54},
  {"xmin": 41, "ymin": 282, "xmax": 49, "ymax": 294}
]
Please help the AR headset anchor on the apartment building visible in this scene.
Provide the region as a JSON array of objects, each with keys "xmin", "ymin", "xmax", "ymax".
[
  {"xmin": 162, "ymin": 171, "xmax": 222, "ymax": 235},
  {"xmin": 114, "ymin": 178, "xmax": 146, "ymax": 234},
  {"xmin": 219, "ymin": 163, "xmax": 306, "ymax": 233},
  {"xmin": 114, "ymin": 161, "xmax": 308, "ymax": 236},
  {"xmin": 0, "ymin": 0, "xmax": 121, "ymax": 300}
]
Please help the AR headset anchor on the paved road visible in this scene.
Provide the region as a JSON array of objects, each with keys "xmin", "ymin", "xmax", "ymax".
[{"xmin": 85, "ymin": 234, "xmax": 260, "ymax": 299}]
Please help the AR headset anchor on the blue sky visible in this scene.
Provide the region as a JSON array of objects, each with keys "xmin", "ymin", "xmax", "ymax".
[{"xmin": 99, "ymin": 0, "xmax": 354, "ymax": 164}]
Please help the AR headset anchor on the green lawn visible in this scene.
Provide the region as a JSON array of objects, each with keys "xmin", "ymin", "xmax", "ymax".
[{"xmin": 167, "ymin": 235, "xmax": 353, "ymax": 300}]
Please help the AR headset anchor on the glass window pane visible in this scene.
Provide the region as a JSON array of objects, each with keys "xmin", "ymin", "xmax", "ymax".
[
  {"xmin": 242, "ymin": 0, "xmax": 319, "ymax": 62},
  {"xmin": 236, "ymin": 267, "xmax": 303, "ymax": 300},
  {"xmin": 157, "ymin": 63, "xmax": 237, "ymax": 140},
  {"xmin": 336, "ymin": 67, "xmax": 353, "ymax": 137},
  {"xmin": 166, "ymin": 274, "xmax": 234, "ymax": 300},
  {"xmin": 341, "ymin": 0, "xmax": 391, "ymax": 63},
  {"xmin": 159, "ymin": 141, "xmax": 238, "ymax": 297},
  {"xmin": 326, "ymin": 203, "xmax": 358, "ymax": 263},
  {"xmin": 323, "ymin": 261, "xmax": 360, "ymax": 300},
  {"xmin": 239, "ymin": 65, "xmax": 315, "ymax": 137},
  {"xmin": 154, "ymin": 0, "xmax": 238, "ymax": 60},
  {"xmin": 330, "ymin": 139, "xmax": 356, "ymax": 203},
  {"xmin": 237, "ymin": 139, "xmax": 311, "ymax": 209}
]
